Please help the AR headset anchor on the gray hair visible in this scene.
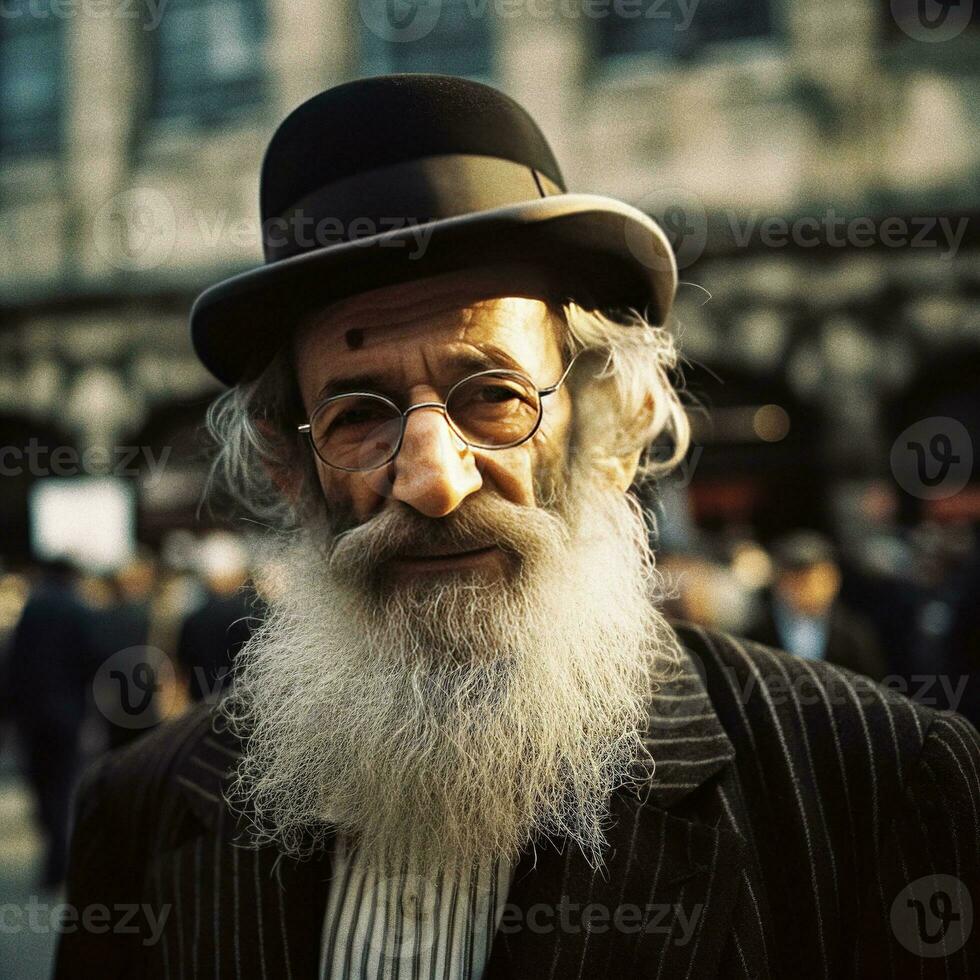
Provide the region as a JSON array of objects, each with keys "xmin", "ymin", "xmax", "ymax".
[{"xmin": 205, "ymin": 303, "xmax": 690, "ymax": 528}]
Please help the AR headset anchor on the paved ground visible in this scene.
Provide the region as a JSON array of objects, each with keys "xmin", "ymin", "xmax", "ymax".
[{"xmin": 0, "ymin": 740, "xmax": 63, "ymax": 980}]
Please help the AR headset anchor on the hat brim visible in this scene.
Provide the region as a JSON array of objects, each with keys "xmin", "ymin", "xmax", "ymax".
[{"xmin": 190, "ymin": 193, "xmax": 677, "ymax": 385}]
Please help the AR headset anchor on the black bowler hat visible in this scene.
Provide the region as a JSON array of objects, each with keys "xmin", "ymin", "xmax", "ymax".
[{"xmin": 190, "ymin": 73, "xmax": 677, "ymax": 386}]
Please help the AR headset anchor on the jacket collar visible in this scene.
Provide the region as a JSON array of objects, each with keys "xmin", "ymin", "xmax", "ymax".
[
  {"xmin": 636, "ymin": 638, "xmax": 735, "ymax": 807},
  {"xmin": 172, "ymin": 707, "xmax": 243, "ymax": 835}
]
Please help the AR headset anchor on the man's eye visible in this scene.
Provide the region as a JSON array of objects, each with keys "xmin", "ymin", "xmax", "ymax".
[
  {"xmin": 333, "ymin": 406, "xmax": 388, "ymax": 427},
  {"xmin": 477, "ymin": 385, "xmax": 521, "ymax": 404}
]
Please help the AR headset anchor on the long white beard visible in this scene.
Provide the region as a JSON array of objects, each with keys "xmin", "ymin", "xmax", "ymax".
[{"xmin": 221, "ymin": 471, "xmax": 680, "ymax": 873}]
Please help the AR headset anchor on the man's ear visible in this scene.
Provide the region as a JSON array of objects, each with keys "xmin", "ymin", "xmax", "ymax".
[
  {"xmin": 603, "ymin": 393, "xmax": 654, "ymax": 491},
  {"xmin": 604, "ymin": 447, "xmax": 644, "ymax": 492},
  {"xmin": 255, "ymin": 419, "xmax": 306, "ymax": 506},
  {"xmin": 574, "ymin": 385, "xmax": 653, "ymax": 492}
]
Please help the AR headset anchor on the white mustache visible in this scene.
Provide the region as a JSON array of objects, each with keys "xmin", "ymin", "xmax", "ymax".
[{"xmin": 327, "ymin": 492, "xmax": 569, "ymax": 591}]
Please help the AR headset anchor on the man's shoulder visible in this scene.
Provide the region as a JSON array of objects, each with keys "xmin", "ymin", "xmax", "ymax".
[
  {"xmin": 674, "ymin": 618, "xmax": 927, "ymax": 721},
  {"xmin": 671, "ymin": 620, "xmax": 980, "ymax": 812},
  {"xmin": 77, "ymin": 702, "xmax": 221, "ymax": 828}
]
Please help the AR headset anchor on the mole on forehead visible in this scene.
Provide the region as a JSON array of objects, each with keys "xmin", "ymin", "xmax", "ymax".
[{"xmin": 339, "ymin": 316, "xmax": 455, "ymax": 351}]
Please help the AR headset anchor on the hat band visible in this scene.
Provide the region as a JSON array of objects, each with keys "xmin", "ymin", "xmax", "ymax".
[{"xmin": 264, "ymin": 153, "xmax": 565, "ymax": 262}]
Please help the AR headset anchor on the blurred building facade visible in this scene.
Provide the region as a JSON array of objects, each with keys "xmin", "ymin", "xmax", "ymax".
[{"xmin": 0, "ymin": 0, "xmax": 978, "ymax": 560}]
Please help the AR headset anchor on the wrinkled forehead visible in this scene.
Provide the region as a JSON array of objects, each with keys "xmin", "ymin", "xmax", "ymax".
[{"xmin": 293, "ymin": 267, "xmax": 565, "ymax": 372}]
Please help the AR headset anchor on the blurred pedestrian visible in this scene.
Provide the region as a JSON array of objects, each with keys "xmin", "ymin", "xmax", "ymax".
[
  {"xmin": 747, "ymin": 531, "xmax": 886, "ymax": 679},
  {"xmin": 907, "ymin": 521, "xmax": 980, "ymax": 723},
  {"xmin": 7, "ymin": 558, "xmax": 98, "ymax": 889},
  {"xmin": 92, "ymin": 552, "xmax": 159, "ymax": 749},
  {"xmin": 176, "ymin": 533, "xmax": 258, "ymax": 703}
]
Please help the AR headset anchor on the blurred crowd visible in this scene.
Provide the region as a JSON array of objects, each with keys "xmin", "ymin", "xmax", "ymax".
[
  {"xmin": 657, "ymin": 515, "xmax": 980, "ymax": 728},
  {"xmin": 0, "ymin": 532, "xmax": 260, "ymax": 891}
]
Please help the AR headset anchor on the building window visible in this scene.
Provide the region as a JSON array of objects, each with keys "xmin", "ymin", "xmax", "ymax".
[
  {"xmin": 151, "ymin": 0, "xmax": 267, "ymax": 124},
  {"xmin": 360, "ymin": 0, "xmax": 494, "ymax": 78},
  {"xmin": 0, "ymin": 2, "xmax": 64, "ymax": 158},
  {"xmin": 597, "ymin": 0, "xmax": 774, "ymax": 61}
]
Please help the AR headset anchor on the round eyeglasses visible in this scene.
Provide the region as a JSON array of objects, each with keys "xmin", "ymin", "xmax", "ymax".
[{"xmin": 298, "ymin": 354, "xmax": 580, "ymax": 472}]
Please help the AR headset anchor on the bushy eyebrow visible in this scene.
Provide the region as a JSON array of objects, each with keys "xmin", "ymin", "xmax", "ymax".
[{"xmin": 312, "ymin": 344, "xmax": 527, "ymax": 405}]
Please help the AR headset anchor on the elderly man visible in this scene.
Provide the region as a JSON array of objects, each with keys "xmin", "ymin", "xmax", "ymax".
[{"xmin": 56, "ymin": 75, "xmax": 978, "ymax": 979}]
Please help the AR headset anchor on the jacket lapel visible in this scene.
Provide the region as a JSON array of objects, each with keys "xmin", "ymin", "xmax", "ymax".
[
  {"xmin": 483, "ymin": 800, "xmax": 746, "ymax": 980},
  {"xmin": 484, "ymin": 643, "xmax": 746, "ymax": 980},
  {"xmin": 161, "ymin": 712, "xmax": 334, "ymax": 979}
]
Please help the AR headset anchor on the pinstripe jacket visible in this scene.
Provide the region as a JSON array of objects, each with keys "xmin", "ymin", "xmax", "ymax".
[{"xmin": 54, "ymin": 624, "xmax": 980, "ymax": 979}]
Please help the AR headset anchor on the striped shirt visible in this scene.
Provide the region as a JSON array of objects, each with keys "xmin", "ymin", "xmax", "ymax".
[{"xmin": 319, "ymin": 835, "xmax": 513, "ymax": 980}]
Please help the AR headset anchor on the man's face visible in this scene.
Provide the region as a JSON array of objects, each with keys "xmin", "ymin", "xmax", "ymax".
[
  {"xmin": 226, "ymin": 273, "xmax": 677, "ymax": 871},
  {"xmin": 292, "ymin": 270, "xmax": 575, "ymax": 586}
]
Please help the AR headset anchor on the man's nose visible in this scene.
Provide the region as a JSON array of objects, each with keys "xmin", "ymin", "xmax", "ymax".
[{"xmin": 388, "ymin": 406, "xmax": 482, "ymax": 517}]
